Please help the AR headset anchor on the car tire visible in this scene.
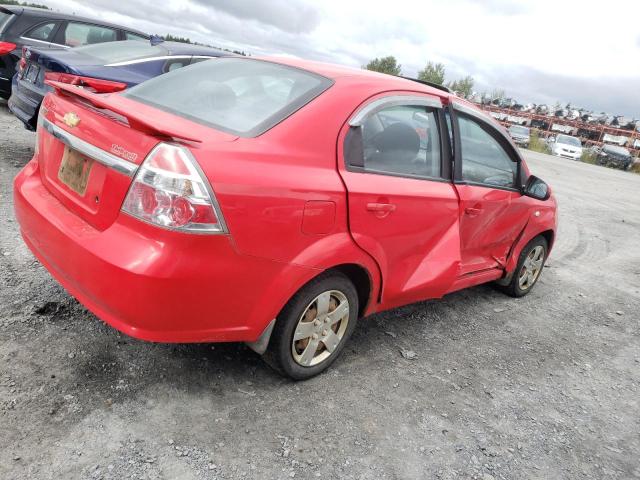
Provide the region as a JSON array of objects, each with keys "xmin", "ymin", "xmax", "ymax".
[
  {"xmin": 262, "ymin": 272, "xmax": 359, "ymax": 380},
  {"xmin": 498, "ymin": 236, "xmax": 548, "ymax": 298}
]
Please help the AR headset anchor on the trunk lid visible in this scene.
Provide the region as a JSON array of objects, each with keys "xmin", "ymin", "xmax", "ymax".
[{"xmin": 37, "ymin": 82, "xmax": 237, "ymax": 231}]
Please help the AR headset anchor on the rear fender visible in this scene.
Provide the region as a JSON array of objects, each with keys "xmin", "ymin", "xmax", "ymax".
[{"xmin": 244, "ymin": 232, "xmax": 381, "ymax": 342}]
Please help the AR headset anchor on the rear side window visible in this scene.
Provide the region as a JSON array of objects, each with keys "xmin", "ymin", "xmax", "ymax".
[
  {"xmin": 24, "ymin": 22, "xmax": 56, "ymax": 41},
  {"xmin": 62, "ymin": 22, "xmax": 117, "ymax": 47},
  {"xmin": 124, "ymin": 58, "xmax": 333, "ymax": 137},
  {"xmin": 348, "ymin": 104, "xmax": 441, "ymax": 179}
]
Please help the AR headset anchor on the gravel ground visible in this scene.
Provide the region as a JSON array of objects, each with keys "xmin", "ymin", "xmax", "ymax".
[{"xmin": 0, "ymin": 98, "xmax": 639, "ymax": 480}]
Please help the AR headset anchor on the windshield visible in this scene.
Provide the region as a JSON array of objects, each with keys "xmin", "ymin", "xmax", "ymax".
[
  {"xmin": 124, "ymin": 58, "xmax": 333, "ymax": 137},
  {"xmin": 557, "ymin": 135, "xmax": 581, "ymax": 147},
  {"xmin": 73, "ymin": 40, "xmax": 164, "ymax": 64},
  {"xmin": 509, "ymin": 126, "xmax": 529, "ymax": 135}
]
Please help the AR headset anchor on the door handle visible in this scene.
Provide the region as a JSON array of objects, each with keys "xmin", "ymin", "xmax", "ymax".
[
  {"xmin": 366, "ymin": 203, "xmax": 396, "ymax": 213},
  {"xmin": 464, "ymin": 207, "xmax": 483, "ymax": 215}
]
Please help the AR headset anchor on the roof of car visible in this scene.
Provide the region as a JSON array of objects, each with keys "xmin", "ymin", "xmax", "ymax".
[{"xmin": 0, "ymin": 5, "xmax": 148, "ymax": 36}]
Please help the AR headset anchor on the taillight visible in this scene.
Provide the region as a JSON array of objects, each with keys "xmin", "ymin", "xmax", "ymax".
[
  {"xmin": 44, "ymin": 71, "xmax": 127, "ymax": 93},
  {"xmin": 0, "ymin": 42, "xmax": 17, "ymax": 56},
  {"xmin": 122, "ymin": 143, "xmax": 227, "ymax": 233}
]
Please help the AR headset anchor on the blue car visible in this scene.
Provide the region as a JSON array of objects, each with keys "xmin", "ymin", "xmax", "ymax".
[{"xmin": 8, "ymin": 39, "xmax": 230, "ymax": 129}]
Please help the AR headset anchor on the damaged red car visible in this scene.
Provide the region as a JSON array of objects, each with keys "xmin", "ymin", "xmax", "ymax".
[{"xmin": 14, "ymin": 57, "xmax": 557, "ymax": 379}]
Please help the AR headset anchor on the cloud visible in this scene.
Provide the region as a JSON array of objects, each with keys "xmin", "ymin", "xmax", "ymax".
[
  {"xmin": 190, "ymin": 0, "xmax": 321, "ymax": 34},
  {"xmin": 474, "ymin": 66, "xmax": 640, "ymax": 116},
  {"xmin": 42, "ymin": 0, "xmax": 640, "ymax": 116}
]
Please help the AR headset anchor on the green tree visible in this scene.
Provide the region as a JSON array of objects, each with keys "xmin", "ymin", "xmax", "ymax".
[
  {"xmin": 162, "ymin": 34, "xmax": 193, "ymax": 44},
  {"xmin": 364, "ymin": 56, "xmax": 402, "ymax": 76},
  {"xmin": 417, "ymin": 62, "xmax": 445, "ymax": 85},
  {"xmin": 447, "ymin": 75, "xmax": 475, "ymax": 98},
  {"xmin": 1, "ymin": 0, "xmax": 49, "ymax": 8}
]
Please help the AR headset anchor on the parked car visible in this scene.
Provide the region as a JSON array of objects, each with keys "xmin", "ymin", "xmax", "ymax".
[
  {"xmin": 507, "ymin": 125, "xmax": 530, "ymax": 148},
  {"xmin": 14, "ymin": 57, "xmax": 558, "ymax": 379},
  {"xmin": 548, "ymin": 134, "xmax": 583, "ymax": 160},
  {"xmin": 9, "ymin": 40, "xmax": 229, "ymax": 130},
  {"xmin": 596, "ymin": 144, "xmax": 634, "ymax": 170},
  {"xmin": 0, "ymin": 5, "xmax": 148, "ymax": 99}
]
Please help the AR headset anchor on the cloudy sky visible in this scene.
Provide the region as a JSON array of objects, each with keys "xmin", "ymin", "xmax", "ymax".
[{"xmin": 45, "ymin": 0, "xmax": 640, "ymax": 116}]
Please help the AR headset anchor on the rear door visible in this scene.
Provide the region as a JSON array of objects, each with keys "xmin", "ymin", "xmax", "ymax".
[
  {"xmin": 338, "ymin": 93, "xmax": 461, "ymax": 308},
  {"xmin": 450, "ymin": 103, "xmax": 529, "ymax": 276}
]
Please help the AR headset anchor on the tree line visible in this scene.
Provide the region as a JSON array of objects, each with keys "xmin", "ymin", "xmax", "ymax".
[
  {"xmin": 363, "ymin": 55, "xmax": 476, "ymax": 98},
  {"xmin": 1, "ymin": 0, "xmax": 49, "ymax": 8}
]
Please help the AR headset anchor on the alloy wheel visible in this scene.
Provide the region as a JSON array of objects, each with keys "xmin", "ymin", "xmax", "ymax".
[
  {"xmin": 291, "ymin": 290, "xmax": 350, "ymax": 367},
  {"xmin": 518, "ymin": 245, "xmax": 545, "ymax": 290}
]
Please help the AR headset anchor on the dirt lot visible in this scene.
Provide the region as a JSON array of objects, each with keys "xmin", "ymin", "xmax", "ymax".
[{"xmin": 0, "ymin": 98, "xmax": 639, "ymax": 480}]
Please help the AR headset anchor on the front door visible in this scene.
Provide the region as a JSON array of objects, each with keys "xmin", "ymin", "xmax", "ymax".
[
  {"xmin": 451, "ymin": 108, "xmax": 529, "ymax": 276},
  {"xmin": 338, "ymin": 93, "xmax": 460, "ymax": 309}
]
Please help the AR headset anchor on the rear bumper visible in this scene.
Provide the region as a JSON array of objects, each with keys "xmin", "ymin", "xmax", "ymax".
[{"xmin": 14, "ymin": 158, "xmax": 315, "ymax": 343}]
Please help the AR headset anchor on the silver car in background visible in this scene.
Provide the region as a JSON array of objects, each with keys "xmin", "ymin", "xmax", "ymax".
[{"xmin": 548, "ymin": 134, "xmax": 583, "ymax": 160}]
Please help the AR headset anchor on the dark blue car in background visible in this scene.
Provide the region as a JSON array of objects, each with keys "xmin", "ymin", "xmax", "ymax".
[{"xmin": 8, "ymin": 39, "xmax": 230, "ymax": 129}]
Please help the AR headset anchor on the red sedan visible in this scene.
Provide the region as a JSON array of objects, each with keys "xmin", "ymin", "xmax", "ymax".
[{"xmin": 14, "ymin": 57, "xmax": 557, "ymax": 379}]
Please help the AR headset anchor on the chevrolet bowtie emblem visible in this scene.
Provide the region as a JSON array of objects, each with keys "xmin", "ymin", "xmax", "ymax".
[{"xmin": 62, "ymin": 112, "xmax": 80, "ymax": 128}]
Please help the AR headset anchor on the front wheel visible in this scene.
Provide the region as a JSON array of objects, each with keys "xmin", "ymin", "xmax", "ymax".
[
  {"xmin": 499, "ymin": 236, "xmax": 548, "ymax": 298},
  {"xmin": 262, "ymin": 272, "xmax": 359, "ymax": 380}
]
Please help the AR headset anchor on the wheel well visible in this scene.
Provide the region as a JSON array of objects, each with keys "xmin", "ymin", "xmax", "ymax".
[
  {"xmin": 539, "ymin": 230, "xmax": 555, "ymax": 251},
  {"xmin": 330, "ymin": 264, "xmax": 372, "ymax": 318}
]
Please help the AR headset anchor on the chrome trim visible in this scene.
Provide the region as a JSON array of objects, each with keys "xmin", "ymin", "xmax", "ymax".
[
  {"xmin": 41, "ymin": 117, "xmax": 138, "ymax": 177},
  {"xmin": 0, "ymin": 76, "xmax": 9, "ymax": 81},
  {"xmin": 20, "ymin": 36, "xmax": 68, "ymax": 48},
  {"xmin": 105, "ymin": 55, "xmax": 212, "ymax": 67},
  {"xmin": 349, "ymin": 95, "xmax": 442, "ymax": 127}
]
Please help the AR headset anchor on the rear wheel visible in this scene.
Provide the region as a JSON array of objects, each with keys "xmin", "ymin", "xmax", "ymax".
[
  {"xmin": 263, "ymin": 272, "xmax": 358, "ymax": 380},
  {"xmin": 499, "ymin": 236, "xmax": 548, "ymax": 298}
]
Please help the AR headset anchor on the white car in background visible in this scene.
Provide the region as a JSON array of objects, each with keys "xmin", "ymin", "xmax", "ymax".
[{"xmin": 548, "ymin": 134, "xmax": 583, "ymax": 160}]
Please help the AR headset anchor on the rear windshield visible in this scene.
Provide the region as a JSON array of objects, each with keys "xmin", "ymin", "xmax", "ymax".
[
  {"xmin": 123, "ymin": 58, "xmax": 333, "ymax": 137},
  {"xmin": 0, "ymin": 10, "xmax": 13, "ymax": 32},
  {"xmin": 72, "ymin": 40, "xmax": 164, "ymax": 64},
  {"xmin": 557, "ymin": 135, "xmax": 581, "ymax": 147}
]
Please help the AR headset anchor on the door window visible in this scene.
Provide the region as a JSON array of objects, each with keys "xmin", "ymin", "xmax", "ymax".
[
  {"xmin": 62, "ymin": 22, "xmax": 117, "ymax": 47},
  {"xmin": 124, "ymin": 32, "xmax": 147, "ymax": 41},
  {"xmin": 348, "ymin": 103, "xmax": 442, "ymax": 179},
  {"xmin": 458, "ymin": 115, "xmax": 517, "ymax": 188},
  {"xmin": 24, "ymin": 22, "xmax": 57, "ymax": 41}
]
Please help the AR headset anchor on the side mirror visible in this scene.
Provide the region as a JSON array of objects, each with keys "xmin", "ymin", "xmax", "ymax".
[{"xmin": 523, "ymin": 175, "xmax": 550, "ymax": 200}]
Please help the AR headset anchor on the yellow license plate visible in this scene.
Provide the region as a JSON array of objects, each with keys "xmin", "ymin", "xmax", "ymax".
[{"xmin": 58, "ymin": 146, "xmax": 93, "ymax": 195}]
